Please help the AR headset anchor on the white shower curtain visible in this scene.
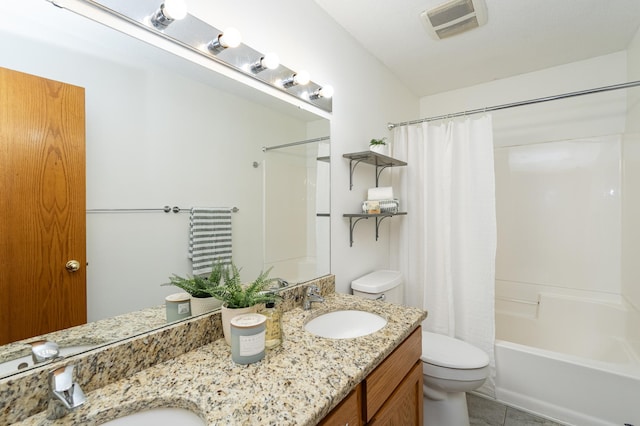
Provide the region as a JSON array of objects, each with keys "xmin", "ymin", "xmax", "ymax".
[{"xmin": 390, "ymin": 115, "xmax": 497, "ymax": 396}]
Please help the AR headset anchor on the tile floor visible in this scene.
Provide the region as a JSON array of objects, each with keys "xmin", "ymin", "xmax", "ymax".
[{"xmin": 467, "ymin": 393, "xmax": 565, "ymax": 426}]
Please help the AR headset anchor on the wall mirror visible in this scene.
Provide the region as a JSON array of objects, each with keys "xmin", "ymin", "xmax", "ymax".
[{"xmin": 0, "ymin": 0, "xmax": 330, "ymax": 378}]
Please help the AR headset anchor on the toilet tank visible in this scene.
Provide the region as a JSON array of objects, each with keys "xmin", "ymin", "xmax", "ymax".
[{"xmin": 351, "ymin": 270, "xmax": 404, "ymax": 304}]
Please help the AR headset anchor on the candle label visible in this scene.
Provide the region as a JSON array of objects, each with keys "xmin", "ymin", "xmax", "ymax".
[{"xmin": 239, "ymin": 330, "xmax": 266, "ymax": 356}]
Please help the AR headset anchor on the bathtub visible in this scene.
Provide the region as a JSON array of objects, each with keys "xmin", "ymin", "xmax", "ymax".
[{"xmin": 494, "ymin": 291, "xmax": 640, "ymax": 426}]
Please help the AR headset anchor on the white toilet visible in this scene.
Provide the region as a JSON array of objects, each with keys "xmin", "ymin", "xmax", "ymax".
[{"xmin": 352, "ymin": 270, "xmax": 490, "ymax": 426}]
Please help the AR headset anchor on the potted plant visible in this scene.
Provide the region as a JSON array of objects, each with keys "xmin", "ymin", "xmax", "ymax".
[
  {"xmin": 369, "ymin": 137, "xmax": 388, "ymax": 155},
  {"xmin": 164, "ymin": 262, "xmax": 226, "ymax": 315},
  {"xmin": 206, "ymin": 263, "xmax": 278, "ymax": 345}
]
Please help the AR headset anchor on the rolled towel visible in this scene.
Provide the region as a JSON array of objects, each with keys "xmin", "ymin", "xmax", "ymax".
[{"xmin": 367, "ymin": 186, "xmax": 394, "ymax": 201}]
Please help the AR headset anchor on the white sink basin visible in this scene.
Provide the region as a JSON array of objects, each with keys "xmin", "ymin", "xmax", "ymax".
[
  {"xmin": 101, "ymin": 408, "xmax": 204, "ymax": 426},
  {"xmin": 304, "ymin": 310, "xmax": 387, "ymax": 339}
]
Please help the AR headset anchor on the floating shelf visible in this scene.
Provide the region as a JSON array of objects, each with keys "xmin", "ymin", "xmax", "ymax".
[
  {"xmin": 343, "ymin": 151, "xmax": 407, "ymax": 190},
  {"xmin": 343, "ymin": 212, "xmax": 407, "ymax": 247}
]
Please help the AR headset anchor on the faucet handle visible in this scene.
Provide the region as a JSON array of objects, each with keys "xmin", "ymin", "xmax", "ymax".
[
  {"xmin": 306, "ymin": 285, "xmax": 320, "ymax": 295},
  {"xmin": 30, "ymin": 340, "xmax": 59, "ymax": 364},
  {"xmin": 49, "ymin": 365, "xmax": 86, "ymax": 409}
]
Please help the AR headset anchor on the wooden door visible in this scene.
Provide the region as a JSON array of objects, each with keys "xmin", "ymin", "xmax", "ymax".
[{"xmin": 0, "ymin": 67, "xmax": 86, "ymax": 345}]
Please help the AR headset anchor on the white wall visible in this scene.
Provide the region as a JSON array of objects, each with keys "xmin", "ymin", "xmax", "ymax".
[{"xmin": 418, "ymin": 53, "xmax": 629, "ymax": 300}]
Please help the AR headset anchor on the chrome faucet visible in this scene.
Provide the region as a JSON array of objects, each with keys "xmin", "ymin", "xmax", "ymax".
[
  {"xmin": 267, "ymin": 277, "xmax": 289, "ymax": 290},
  {"xmin": 30, "ymin": 340, "xmax": 60, "ymax": 364},
  {"xmin": 47, "ymin": 364, "xmax": 86, "ymax": 420},
  {"xmin": 303, "ymin": 285, "xmax": 325, "ymax": 310},
  {"xmin": 258, "ymin": 278, "xmax": 290, "ymax": 298}
]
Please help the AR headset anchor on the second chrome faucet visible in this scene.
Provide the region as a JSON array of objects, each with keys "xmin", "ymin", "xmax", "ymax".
[{"xmin": 303, "ymin": 285, "xmax": 325, "ymax": 310}]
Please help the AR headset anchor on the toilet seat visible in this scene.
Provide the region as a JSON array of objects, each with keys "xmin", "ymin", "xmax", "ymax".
[
  {"xmin": 421, "ymin": 332, "xmax": 490, "ymax": 382},
  {"xmin": 421, "ymin": 332, "xmax": 489, "ymax": 369}
]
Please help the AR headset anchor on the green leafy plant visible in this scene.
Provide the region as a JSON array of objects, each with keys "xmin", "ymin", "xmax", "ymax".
[
  {"xmin": 369, "ymin": 137, "xmax": 387, "ymax": 146},
  {"xmin": 163, "ymin": 261, "xmax": 225, "ymax": 298},
  {"xmin": 207, "ymin": 263, "xmax": 277, "ymax": 308},
  {"xmin": 164, "ymin": 262, "xmax": 278, "ymax": 307}
]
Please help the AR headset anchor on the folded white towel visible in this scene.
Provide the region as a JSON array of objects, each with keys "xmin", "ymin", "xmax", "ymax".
[{"xmin": 367, "ymin": 186, "xmax": 394, "ymax": 201}]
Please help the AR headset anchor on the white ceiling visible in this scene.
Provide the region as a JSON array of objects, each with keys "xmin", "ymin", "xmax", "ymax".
[{"xmin": 313, "ymin": 0, "xmax": 640, "ymax": 97}]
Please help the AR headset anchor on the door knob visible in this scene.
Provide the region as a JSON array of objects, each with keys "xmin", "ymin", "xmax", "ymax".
[{"xmin": 65, "ymin": 260, "xmax": 81, "ymax": 272}]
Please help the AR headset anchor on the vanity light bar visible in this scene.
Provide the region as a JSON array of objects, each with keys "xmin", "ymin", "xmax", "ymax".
[{"xmin": 74, "ymin": 0, "xmax": 333, "ymax": 112}]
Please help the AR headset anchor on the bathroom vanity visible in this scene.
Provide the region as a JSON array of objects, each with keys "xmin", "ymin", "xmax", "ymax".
[
  {"xmin": 4, "ymin": 276, "xmax": 426, "ymax": 425},
  {"xmin": 321, "ymin": 327, "xmax": 423, "ymax": 425}
]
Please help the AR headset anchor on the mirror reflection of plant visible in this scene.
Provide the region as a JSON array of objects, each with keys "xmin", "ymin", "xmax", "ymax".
[{"xmin": 164, "ymin": 262, "xmax": 225, "ymax": 298}]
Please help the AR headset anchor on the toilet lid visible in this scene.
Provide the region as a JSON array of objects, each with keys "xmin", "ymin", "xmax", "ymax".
[{"xmin": 421, "ymin": 332, "xmax": 489, "ymax": 369}]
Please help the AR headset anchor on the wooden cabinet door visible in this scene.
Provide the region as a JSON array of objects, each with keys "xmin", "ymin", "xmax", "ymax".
[
  {"xmin": 368, "ymin": 361, "xmax": 423, "ymax": 426},
  {"xmin": 365, "ymin": 327, "xmax": 422, "ymax": 421},
  {"xmin": 0, "ymin": 67, "xmax": 86, "ymax": 344},
  {"xmin": 319, "ymin": 384, "xmax": 363, "ymax": 426}
]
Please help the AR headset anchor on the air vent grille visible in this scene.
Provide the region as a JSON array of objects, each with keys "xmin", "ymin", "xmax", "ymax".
[{"xmin": 420, "ymin": 0, "xmax": 487, "ymax": 40}]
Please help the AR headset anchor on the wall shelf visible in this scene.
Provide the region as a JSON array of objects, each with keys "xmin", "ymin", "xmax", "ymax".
[
  {"xmin": 343, "ymin": 212, "xmax": 407, "ymax": 247},
  {"xmin": 343, "ymin": 151, "xmax": 407, "ymax": 190}
]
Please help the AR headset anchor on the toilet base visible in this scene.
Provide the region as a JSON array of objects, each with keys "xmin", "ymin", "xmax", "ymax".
[{"xmin": 423, "ymin": 391, "xmax": 470, "ymax": 426}]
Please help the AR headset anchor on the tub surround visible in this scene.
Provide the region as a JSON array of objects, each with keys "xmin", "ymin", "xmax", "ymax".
[
  {"xmin": 495, "ymin": 288, "xmax": 640, "ymax": 425},
  {"xmin": 2, "ymin": 276, "xmax": 427, "ymax": 425}
]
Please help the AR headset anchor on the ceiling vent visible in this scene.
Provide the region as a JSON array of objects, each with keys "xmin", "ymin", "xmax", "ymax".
[{"xmin": 420, "ymin": 0, "xmax": 488, "ymax": 40}]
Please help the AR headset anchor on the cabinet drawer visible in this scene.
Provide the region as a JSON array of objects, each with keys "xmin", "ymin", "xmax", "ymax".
[
  {"xmin": 364, "ymin": 327, "xmax": 422, "ymax": 422},
  {"xmin": 319, "ymin": 383, "xmax": 362, "ymax": 426}
]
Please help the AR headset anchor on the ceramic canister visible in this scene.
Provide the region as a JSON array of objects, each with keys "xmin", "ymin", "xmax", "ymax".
[
  {"xmin": 165, "ymin": 292, "xmax": 191, "ymax": 323},
  {"xmin": 230, "ymin": 313, "xmax": 267, "ymax": 365}
]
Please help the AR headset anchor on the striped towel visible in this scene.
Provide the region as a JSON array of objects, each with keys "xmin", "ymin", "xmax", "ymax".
[{"xmin": 188, "ymin": 207, "xmax": 232, "ymax": 276}]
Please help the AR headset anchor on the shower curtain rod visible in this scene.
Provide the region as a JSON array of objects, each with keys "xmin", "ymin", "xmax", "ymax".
[
  {"xmin": 387, "ymin": 80, "xmax": 640, "ymax": 130},
  {"xmin": 262, "ymin": 136, "xmax": 330, "ymax": 152}
]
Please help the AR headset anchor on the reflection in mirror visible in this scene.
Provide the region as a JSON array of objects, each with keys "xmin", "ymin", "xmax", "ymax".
[
  {"xmin": 0, "ymin": 0, "xmax": 330, "ymax": 378},
  {"xmin": 263, "ymin": 137, "xmax": 331, "ymax": 281}
]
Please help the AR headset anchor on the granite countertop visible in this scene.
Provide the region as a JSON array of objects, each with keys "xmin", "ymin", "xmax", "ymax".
[
  {"xmin": 0, "ymin": 306, "xmax": 167, "ymax": 366},
  {"xmin": 16, "ymin": 293, "xmax": 426, "ymax": 426}
]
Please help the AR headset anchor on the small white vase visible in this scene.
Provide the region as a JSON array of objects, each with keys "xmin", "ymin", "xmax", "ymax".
[
  {"xmin": 190, "ymin": 296, "xmax": 223, "ymax": 316},
  {"xmin": 370, "ymin": 144, "xmax": 388, "ymax": 155},
  {"xmin": 221, "ymin": 304, "xmax": 257, "ymax": 345}
]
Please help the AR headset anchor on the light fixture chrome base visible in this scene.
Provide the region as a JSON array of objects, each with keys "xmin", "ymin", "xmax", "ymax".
[
  {"xmin": 207, "ymin": 37, "xmax": 224, "ymax": 54},
  {"xmin": 149, "ymin": 6, "xmax": 172, "ymax": 29}
]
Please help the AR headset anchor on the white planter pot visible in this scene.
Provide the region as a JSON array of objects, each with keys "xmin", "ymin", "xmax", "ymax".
[
  {"xmin": 190, "ymin": 296, "xmax": 223, "ymax": 316},
  {"xmin": 370, "ymin": 144, "xmax": 388, "ymax": 155},
  {"xmin": 221, "ymin": 304, "xmax": 257, "ymax": 345}
]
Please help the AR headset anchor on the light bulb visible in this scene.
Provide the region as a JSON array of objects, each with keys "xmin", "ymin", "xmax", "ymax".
[
  {"xmin": 319, "ymin": 85, "xmax": 334, "ymax": 98},
  {"xmin": 294, "ymin": 70, "xmax": 310, "ymax": 86},
  {"xmin": 208, "ymin": 27, "xmax": 242, "ymax": 53},
  {"xmin": 282, "ymin": 70, "xmax": 311, "ymax": 88},
  {"xmin": 150, "ymin": 0, "xmax": 187, "ymax": 29},
  {"xmin": 219, "ymin": 27, "xmax": 242, "ymax": 48},
  {"xmin": 261, "ymin": 52, "xmax": 280, "ymax": 70},
  {"xmin": 250, "ymin": 52, "xmax": 280, "ymax": 73},
  {"xmin": 310, "ymin": 85, "xmax": 334, "ymax": 100},
  {"xmin": 162, "ymin": 0, "xmax": 187, "ymax": 20}
]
